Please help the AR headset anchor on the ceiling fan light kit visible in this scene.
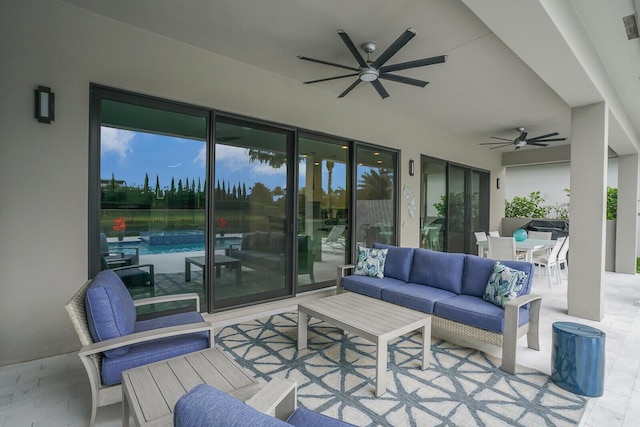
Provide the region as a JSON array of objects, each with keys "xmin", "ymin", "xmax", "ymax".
[{"xmin": 299, "ymin": 28, "xmax": 446, "ymax": 99}]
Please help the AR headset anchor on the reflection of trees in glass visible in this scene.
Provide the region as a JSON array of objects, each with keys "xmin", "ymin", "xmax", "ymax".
[
  {"xmin": 250, "ymin": 182, "xmax": 273, "ymax": 204},
  {"xmin": 358, "ymin": 169, "xmax": 392, "ymax": 200},
  {"xmin": 248, "ymin": 149, "xmax": 286, "ymax": 168}
]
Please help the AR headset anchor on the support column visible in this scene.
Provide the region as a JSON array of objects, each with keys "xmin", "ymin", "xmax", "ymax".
[
  {"xmin": 615, "ymin": 154, "xmax": 639, "ymax": 274},
  {"xmin": 568, "ymin": 102, "xmax": 608, "ymax": 321}
]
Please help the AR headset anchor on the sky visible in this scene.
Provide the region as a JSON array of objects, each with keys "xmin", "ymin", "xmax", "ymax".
[{"xmin": 100, "ymin": 128, "xmax": 349, "ymax": 194}]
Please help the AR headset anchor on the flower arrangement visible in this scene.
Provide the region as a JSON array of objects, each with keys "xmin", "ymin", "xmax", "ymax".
[
  {"xmin": 216, "ymin": 217, "xmax": 227, "ymax": 236},
  {"xmin": 113, "ymin": 217, "xmax": 126, "ymax": 240}
]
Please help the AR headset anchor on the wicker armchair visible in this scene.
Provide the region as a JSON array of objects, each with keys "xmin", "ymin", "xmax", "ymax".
[{"xmin": 65, "ymin": 272, "xmax": 214, "ymax": 426}]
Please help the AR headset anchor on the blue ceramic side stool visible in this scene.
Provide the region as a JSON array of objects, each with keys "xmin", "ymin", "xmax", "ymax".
[{"xmin": 551, "ymin": 322, "xmax": 605, "ymax": 397}]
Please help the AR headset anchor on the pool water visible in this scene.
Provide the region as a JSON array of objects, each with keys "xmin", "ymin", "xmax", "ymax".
[{"xmin": 110, "ymin": 237, "xmax": 241, "ymax": 255}]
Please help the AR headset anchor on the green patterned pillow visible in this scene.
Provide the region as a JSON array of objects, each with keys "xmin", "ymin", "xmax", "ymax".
[
  {"xmin": 483, "ymin": 262, "xmax": 528, "ymax": 308},
  {"xmin": 354, "ymin": 247, "xmax": 388, "ymax": 279}
]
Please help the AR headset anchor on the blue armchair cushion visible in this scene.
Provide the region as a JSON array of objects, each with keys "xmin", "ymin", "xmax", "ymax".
[
  {"xmin": 175, "ymin": 384, "xmax": 288, "ymax": 427},
  {"xmin": 373, "ymin": 243, "xmax": 414, "ymax": 282},
  {"xmin": 85, "ymin": 270, "xmax": 136, "ymax": 358},
  {"xmin": 354, "ymin": 247, "xmax": 388, "ymax": 278},
  {"xmin": 483, "ymin": 262, "xmax": 528, "ymax": 308},
  {"xmin": 174, "ymin": 384, "xmax": 355, "ymax": 427},
  {"xmin": 101, "ymin": 311, "xmax": 209, "ymax": 386}
]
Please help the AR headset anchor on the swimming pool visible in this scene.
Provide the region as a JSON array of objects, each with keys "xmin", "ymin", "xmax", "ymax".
[{"xmin": 110, "ymin": 236, "xmax": 242, "ymax": 255}]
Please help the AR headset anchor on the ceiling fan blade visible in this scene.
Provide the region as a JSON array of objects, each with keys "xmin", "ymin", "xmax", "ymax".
[
  {"xmin": 531, "ymin": 137, "xmax": 567, "ymax": 143},
  {"xmin": 298, "ymin": 55, "xmax": 359, "ymax": 72},
  {"xmin": 337, "ymin": 30, "xmax": 368, "ymax": 68},
  {"xmin": 380, "ymin": 55, "xmax": 446, "ymax": 73},
  {"xmin": 303, "ymin": 73, "xmax": 359, "ymax": 84},
  {"xmin": 489, "ymin": 137, "xmax": 513, "ymax": 142},
  {"xmin": 527, "ymin": 132, "xmax": 558, "ymax": 141},
  {"xmin": 518, "ymin": 131, "xmax": 528, "ymax": 141},
  {"xmin": 371, "ymin": 28, "xmax": 416, "ymax": 69},
  {"xmin": 527, "ymin": 142, "xmax": 548, "ymax": 147},
  {"xmin": 338, "ymin": 79, "xmax": 362, "ymax": 98},
  {"xmin": 379, "ymin": 73, "xmax": 428, "ymax": 87},
  {"xmin": 371, "ymin": 80, "xmax": 390, "ymax": 99},
  {"xmin": 480, "ymin": 142, "xmax": 514, "ymax": 145},
  {"xmin": 489, "ymin": 144, "xmax": 513, "ymax": 149}
]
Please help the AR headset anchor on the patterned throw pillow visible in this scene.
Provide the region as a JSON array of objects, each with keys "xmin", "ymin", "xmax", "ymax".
[
  {"xmin": 483, "ymin": 262, "xmax": 528, "ymax": 308},
  {"xmin": 354, "ymin": 246, "xmax": 388, "ymax": 278}
]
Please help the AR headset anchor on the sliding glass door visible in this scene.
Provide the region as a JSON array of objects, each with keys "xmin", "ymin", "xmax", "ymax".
[
  {"xmin": 421, "ymin": 155, "xmax": 489, "ymax": 254},
  {"xmin": 355, "ymin": 146, "xmax": 398, "ymax": 248},
  {"xmin": 213, "ymin": 116, "xmax": 294, "ymax": 309},
  {"xmin": 90, "ymin": 86, "xmax": 401, "ymax": 313},
  {"xmin": 90, "ymin": 86, "xmax": 210, "ymax": 313},
  {"xmin": 297, "ymin": 134, "xmax": 350, "ymax": 291}
]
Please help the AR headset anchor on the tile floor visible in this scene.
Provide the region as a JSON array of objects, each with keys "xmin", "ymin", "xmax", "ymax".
[{"xmin": 1, "ymin": 271, "xmax": 639, "ymax": 426}]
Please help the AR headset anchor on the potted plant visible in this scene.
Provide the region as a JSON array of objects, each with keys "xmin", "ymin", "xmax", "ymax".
[
  {"xmin": 113, "ymin": 217, "xmax": 126, "ymax": 241},
  {"xmin": 216, "ymin": 217, "xmax": 227, "ymax": 236}
]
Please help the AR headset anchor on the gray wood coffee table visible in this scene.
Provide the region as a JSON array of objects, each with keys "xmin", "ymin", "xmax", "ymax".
[
  {"xmin": 122, "ymin": 347, "xmax": 260, "ymax": 426},
  {"xmin": 298, "ymin": 292, "xmax": 431, "ymax": 397}
]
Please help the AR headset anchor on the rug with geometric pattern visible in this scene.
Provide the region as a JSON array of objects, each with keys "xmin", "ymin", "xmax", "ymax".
[{"xmin": 217, "ymin": 313, "xmax": 588, "ymax": 427}]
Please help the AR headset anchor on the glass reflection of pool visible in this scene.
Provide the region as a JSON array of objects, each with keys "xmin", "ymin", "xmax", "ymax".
[{"xmin": 110, "ymin": 236, "xmax": 241, "ymax": 255}]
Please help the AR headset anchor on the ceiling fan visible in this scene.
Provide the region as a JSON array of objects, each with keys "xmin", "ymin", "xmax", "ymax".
[
  {"xmin": 298, "ymin": 28, "xmax": 446, "ymax": 99},
  {"xmin": 480, "ymin": 128, "xmax": 567, "ymax": 150}
]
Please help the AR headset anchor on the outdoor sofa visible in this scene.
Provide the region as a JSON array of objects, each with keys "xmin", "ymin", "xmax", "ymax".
[{"xmin": 337, "ymin": 243, "xmax": 542, "ymax": 374}]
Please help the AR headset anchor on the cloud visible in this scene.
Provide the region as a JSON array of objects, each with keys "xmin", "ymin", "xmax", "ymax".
[
  {"xmin": 168, "ymin": 163, "xmax": 183, "ymax": 168},
  {"xmin": 101, "ymin": 127, "xmax": 135, "ymax": 158}
]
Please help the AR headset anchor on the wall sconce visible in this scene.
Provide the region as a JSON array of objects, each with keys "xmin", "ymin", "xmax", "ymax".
[
  {"xmin": 496, "ymin": 178, "xmax": 501, "ymax": 189},
  {"xmin": 34, "ymin": 86, "xmax": 55, "ymax": 124},
  {"xmin": 409, "ymin": 159, "xmax": 415, "ymax": 176}
]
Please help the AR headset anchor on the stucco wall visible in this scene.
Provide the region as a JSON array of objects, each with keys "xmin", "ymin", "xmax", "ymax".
[{"xmin": 0, "ymin": 0, "xmax": 504, "ymax": 365}]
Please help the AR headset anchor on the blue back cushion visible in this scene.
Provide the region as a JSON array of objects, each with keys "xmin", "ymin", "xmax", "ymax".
[
  {"xmin": 462, "ymin": 254, "xmax": 534, "ymax": 297},
  {"xmin": 409, "ymin": 249, "xmax": 465, "ymax": 294},
  {"xmin": 174, "ymin": 384, "xmax": 290, "ymax": 427},
  {"xmin": 372, "ymin": 243, "xmax": 414, "ymax": 282},
  {"xmin": 85, "ymin": 270, "xmax": 136, "ymax": 357}
]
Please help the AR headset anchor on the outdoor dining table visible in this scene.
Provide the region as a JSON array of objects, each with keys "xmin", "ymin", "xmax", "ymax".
[{"xmin": 476, "ymin": 238, "xmax": 555, "ymax": 262}]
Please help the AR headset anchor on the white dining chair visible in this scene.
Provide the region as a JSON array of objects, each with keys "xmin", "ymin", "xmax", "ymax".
[
  {"xmin": 528, "ymin": 231, "xmax": 552, "ymax": 240},
  {"xmin": 557, "ymin": 236, "xmax": 569, "ymax": 280},
  {"xmin": 487, "ymin": 236, "xmax": 517, "ymax": 261},
  {"xmin": 533, "ymin": 236, "xmax": 566, "ymax": 287},
  {"xmin": 488, "ymin": 231, "xmax": 500, "ymax": 237},
  {"xmin": 527, "ymin": 231, "xmax": 553, "ymax": 258},
  {"xmin": 474, "ymin": 231, "xmax": 488, "ymax": 257}
]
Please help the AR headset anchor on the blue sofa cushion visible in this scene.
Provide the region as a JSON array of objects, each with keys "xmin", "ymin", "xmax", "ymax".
[
  {"xmin": 101, "ymin": 311, "xmax": 209, "ymax": 386},
  {"xmin": 409, "ymin": 249, "xmax": 465, "ymax": 294},
  {"xmin": 354, "ymin": 247, "xmax": 387, "ymax": 278},
  {"xmin": 483, "ymin": 262, "xmax": 528, "ymax": 308},
  {"xmin": 433, "ymin": 295, "xmax": 530, "ymax": 334},
  {"xmin": 85, "ymin": 270, "xmax": 136, "ymax": 358},
  {"xmin": 381, "ymin": 283, "xmax": 457, "ymax": 314},
  {"xmin": 341, "ymin": 275, "xmax": 406, "ymax": 299},
  {"xmin": 373, "ymin": 243, "xmax": 414, "ymax": 282},
  {"xmin": 462, "ymin": 255, "xmax": 533, "ymax": 298},
  {"xmin": 174, "ymin": 384, "xmax": 289, "ymax": 427}
]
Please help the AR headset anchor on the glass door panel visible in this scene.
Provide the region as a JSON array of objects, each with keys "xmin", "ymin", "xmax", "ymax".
[
  {"xmin": 98, "ymin": 98, "xmax": 208, "ymax": 313},
  {"xmin": 447, "ymin": 165, "xmax": 467, "ymax": 253},
  {"xmin": 297, "ymin": 135, "xmax": 349, "ymax": 290},
  {"xmin": 213, "ymin": 117, "xmax": 293, "ymax": 309},
  {"xmin": 355, "ymin": 146, "xmax": 397, "ymax": 248},
  {"xmin": 420, "ymin": 157, "xmax": 446, "ymax": 251}
]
